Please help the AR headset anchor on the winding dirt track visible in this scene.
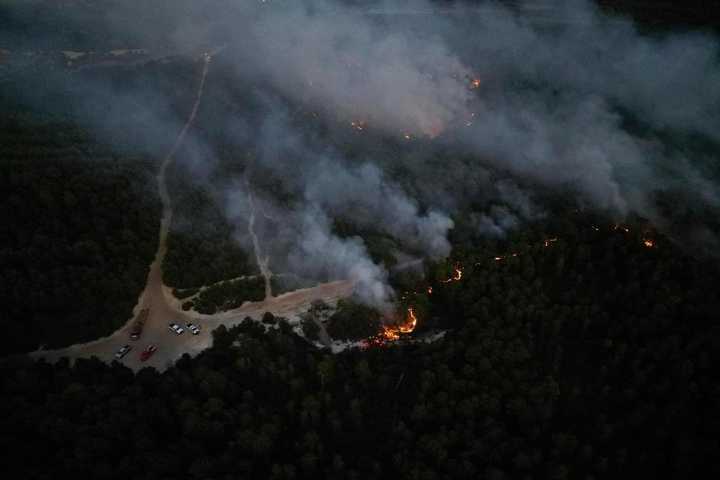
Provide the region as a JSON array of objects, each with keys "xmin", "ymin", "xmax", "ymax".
[{"xmin": 31, "ymin": 51, "xmax": 353, "ymax": 371}]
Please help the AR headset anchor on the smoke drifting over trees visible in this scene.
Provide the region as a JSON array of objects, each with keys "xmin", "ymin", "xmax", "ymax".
[{"xmin": 5, "ymin": 0, "xmax": 718, "ymax": 306}]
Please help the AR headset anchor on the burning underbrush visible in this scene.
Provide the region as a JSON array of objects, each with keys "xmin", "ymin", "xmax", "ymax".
[
  {"xmin": 366, "ymin": 307, "xmax": 419, "ymax": 345},
  {"xmin": 361, "ymin": 262, "xmax": 465, "ymax": 347},
  {"xmin": 359, "ymin": 219, "xmax": 660, "ymax": 348}
]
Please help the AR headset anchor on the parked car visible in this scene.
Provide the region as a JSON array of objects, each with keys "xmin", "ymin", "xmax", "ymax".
[
  {"xmin": 168, "ymin": 323, "xmax": 184, "ymax": 335},
  {"xmin": 140, "ymin": 344, "xmax": 157, "ymax": 362},
  {"xmin": 186, "ymin": 323, "xmax": 201, "ymax": 335},
  {"xmin": 114, "ymin": 345, "xmax": 132, "ymax": 359}
]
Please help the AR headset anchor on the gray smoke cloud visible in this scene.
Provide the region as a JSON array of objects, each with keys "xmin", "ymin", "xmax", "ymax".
[
  {"xmin": 446, "ymin": 0, "xmax": 720, "ymax": 219},
  {"xmin": 229, "ymin": 1, "xmax": 473, "ymax": 137},
  {"xmin": 286, "ymin": 206, "xmax": 394, "ymax": 307},
  {"xmin": 301, "ymin": 160, "xmax": 454, "ymax": 257},
  {"xmin": 6, "ymin": 0, "xmax": 719, "ymax": 306},
  {"xmin": 214, "ymin": 0, "xmax": 718, "ymax": 227},
  {"xmin": 178, "ymin": 0, "xmax": 720, "ymax": 303},
  {"xmin": 224, "ymin": 176, "xmax": 398, "ymax": 307}
]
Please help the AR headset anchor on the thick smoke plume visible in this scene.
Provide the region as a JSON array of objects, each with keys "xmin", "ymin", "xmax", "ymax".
[
  {"xmin": 6, "ymin": 0, "xmax": 719, "ymax": 307},
  {"xmin": 213, "ymin": 0, "xmax": 718, "ymax": 304}
]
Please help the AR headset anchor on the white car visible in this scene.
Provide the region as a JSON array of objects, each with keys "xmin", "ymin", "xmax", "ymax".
[
  {"xmin": 186, "ymin": 323, "xmax": 200, "ymax": 335},
  {"xmin": 168, "ymin": 323, "xmax": 184, "ymax": 335},
  {"xmin": 115, "ymin": 344, "xmax": 132, "ymax": 359}
]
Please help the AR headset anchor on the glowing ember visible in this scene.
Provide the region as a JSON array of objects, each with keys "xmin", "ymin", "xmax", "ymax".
[
  {"xmin": 494, "ymin": 252, "xmax": 519, "ymax": 262},
  {"xmin": 381, "ymin": 327, "xmax": 400, "ymax": 342},
  {"xmin": 643, "ymin": 239, "xmax": 655, "ymax": 248},
  {"xmin": 544, "ymin": 237, "xmax": 558, "ymax": 247},
  {"xmin": 441, "ymin": 265, "xmax": 463, "ymax": 283},
  {"xmin": 453, "ymin": 266, "xmax": 462, "ymax": 280},
  {"xmin": 613, "ymin": 224, "xmax": 630, "ymax": 233}
]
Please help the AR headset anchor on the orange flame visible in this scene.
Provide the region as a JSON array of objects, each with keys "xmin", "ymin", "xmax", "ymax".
[
  {"xmin": 369, "ymin": 307, "xmax": 420, "ymax": 345},
  {"xmin": 381, "ymin": 327, "xmax": 400, "ymax": 342},
  {"xmin": 643, "ymin": 239, "xmax": 655, "ymax": 248},
  {"xmin": 399, "ymin": 307, "xmax": 418, "ymax": 334}
]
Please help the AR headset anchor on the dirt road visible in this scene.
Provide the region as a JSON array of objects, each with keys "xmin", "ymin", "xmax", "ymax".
[
  {"xmin": 245, "ymin": 179, "xmax": 274, "ymax": 300},
  {"xmin": 32, "ymin": 51, "xmax": 354, "ymax": 371}
]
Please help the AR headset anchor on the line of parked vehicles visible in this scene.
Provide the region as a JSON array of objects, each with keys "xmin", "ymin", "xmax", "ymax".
[
  {"xmin": 114, "ymin": 313, "xmax": 202, "ymax": 361},
  {"xmin": 114, "ymin": 343, "xmax": 158, "ymax": 362},
  {"xmin": 169, "ymin": 322, "xmax": 201, "ymax": 335}
]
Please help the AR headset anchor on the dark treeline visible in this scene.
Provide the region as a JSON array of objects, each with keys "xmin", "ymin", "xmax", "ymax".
[
  {"xmin": 0, "ymin": 116, "xmax": 161, "ymax": 355},
  {"xmin": 2, "ymin": 213, "xmax": 719, "ymax": 479},
  {"xmin": 162, "ymin": 162, "xmax": 259, "ymax": 290}
]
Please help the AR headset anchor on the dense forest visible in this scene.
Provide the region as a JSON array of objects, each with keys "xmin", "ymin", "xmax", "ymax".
[
  {"xmin": 162, "ymin": 178, "xmax": 259, "ymax": 290},
  {"xmin": 0, "ymin": 116, "xmax": 161, "ymax": 355},
  {"xmin": 2, "ymin": 212, "xmax": 719, "ymax": 479}
]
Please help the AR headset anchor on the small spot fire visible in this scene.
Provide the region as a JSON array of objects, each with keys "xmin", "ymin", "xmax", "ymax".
[
  {"xmin": 364, "ymin": 307, "xmax": 419, "ymax": 346},
  {"xmin": 441, "ymin": 264, "xmax": 463, "ymax": 283},
  {"xmin": 364, "ymin": 263, "xmax": 464, "ymax": 347},
  {"xmin": 613, "ymin": 223, "xmax": 630, "ymax": 233}
]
